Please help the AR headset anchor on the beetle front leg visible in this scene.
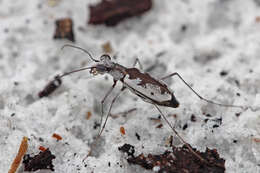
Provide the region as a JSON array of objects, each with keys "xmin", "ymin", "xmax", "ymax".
[
  {"xmin": 84, "ymin": 86, "xmax": 125, "ymax": 160},
  {"xmin": 99, "ymin": 86, "xmax": 125, "ymax": 137},
  {"xmin": 99, "ymin": 80, "xmax": 117, "ymax": 134}
]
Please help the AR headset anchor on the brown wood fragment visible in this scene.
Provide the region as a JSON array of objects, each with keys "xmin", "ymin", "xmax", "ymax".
[
  {"xmin": 8, "ymin": 137, "xmax": 28, "ymax": 173},
  {"xmin": 53, "ymin": 18, "xmax": 75, "ymax": 42},
  {"xmin": 88, "ymin": 0, "xmax": 152, "ymax": 26}
]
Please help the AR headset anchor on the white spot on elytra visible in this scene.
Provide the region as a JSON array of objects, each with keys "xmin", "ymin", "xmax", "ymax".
[{"xmin": 153, "ymin": 166, "xmax": 160, "ymax": 172}]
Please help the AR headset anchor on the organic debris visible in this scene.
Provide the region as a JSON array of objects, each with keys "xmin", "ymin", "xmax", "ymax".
[
  {"xmin": 119, "ymin": 143, "xmax": 225, "ymax": 173},
  {"xmin": 102, "ymin": 41, "xmax": 113, "ymax": 54},
  {"xmin": 135, "ymin": 133, "xmax": 141, "ymax": 141},
  {"xmin": 38, "ymin": 75, "xmax": 62, "ymax": 98},
  {"xmin": 8, "ymin": 137, "xmax": 28, "ymax": 173},
  {"xmin": 190, "ymin": 114, "xmax": 196, "ymax": 122},
  {"xmin": 156, "ymin": 123, "xmax": 163, "ymax": 128},
  {"xmin": 52, "ymin": 133, "xmax": 62, "ymax": 141},
  {"xmin": 38, "ymin": 146, "xmax": 47, "ymax": 152},
  {"xmin": 53, "ymin": 18, "xmax": 75, "ymax": 42},
  {"xmin": 23, "ymin": 148, "xmax": 56, "ymax": 172},
  {"xmin": 88, "ymin": 0, "xmax": 152, "ymax": 26},
  {"xmin": 118, "ymin": 144, "xmax": 135, "ymax": 157},
  {"xmin": 253, "ymin": 138, "xmax": 260, "ymax": 143},
  {"xmin": 120, "ymin": 126, "xmax": 126, "ymax": 135},
  {"xmin": 86, "ymin": 111, "xmax": 92, "ymax": 120}
]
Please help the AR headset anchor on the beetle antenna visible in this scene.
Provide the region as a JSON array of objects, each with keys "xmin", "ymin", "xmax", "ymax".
[
  {"xmin": 59, "ymin": 67, "xmax": 92, "ymax": 78},
  {"xmin": 61, "ymin": 44, "xmax": 100, "ymax": 62}
]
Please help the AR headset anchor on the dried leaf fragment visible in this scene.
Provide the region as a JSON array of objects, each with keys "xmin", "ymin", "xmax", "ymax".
[{"xmin": 88, "ymin": 0, "xmax": 152, "ymax": 26}]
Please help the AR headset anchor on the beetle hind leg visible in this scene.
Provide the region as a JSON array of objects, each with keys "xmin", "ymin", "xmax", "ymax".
[{"xmin": 154, "ymin": 104, "xmax": 208, "ymax": 164}]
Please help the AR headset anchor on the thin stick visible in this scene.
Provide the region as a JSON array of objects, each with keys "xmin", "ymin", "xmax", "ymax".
[
  {"xmin": 110, "ymin": 108, "xmax": 137, "ymax": 118},
  {"xmin": 8, "ymin": 137, "xmax": 28, "ymax": 173}
]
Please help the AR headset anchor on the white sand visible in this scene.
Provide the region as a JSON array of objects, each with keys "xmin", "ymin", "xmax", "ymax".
[{"xmin": 1, "ymin": 0, "xmax": 260, "ymax": 172}]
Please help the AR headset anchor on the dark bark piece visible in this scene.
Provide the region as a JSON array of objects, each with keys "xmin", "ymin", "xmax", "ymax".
[
  {"xmin": 88, "ymin": 0, "xmax": 152, "ymax": 26},
  {"xmin": 23, "ymin": 148, "xmax": 56, "ymax": 172},
  {"xmin": 118, "ymin": 143, "xmax": 135, "ymax": 157},
  {"xmin": 119, "ymin": 144, "xmax": 225, "ymax": 173},
  {"xmin": 53, "ymin": 18, "xmax": 75, "ymax": 42}
]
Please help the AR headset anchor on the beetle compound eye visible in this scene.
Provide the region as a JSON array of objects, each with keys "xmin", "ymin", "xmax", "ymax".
[
  {"xmin": 90, "ymin": 68, "xmax": 99, "ymax": 75},
  {"xmin": 100, "ymin": 54, "xmax": 111, "ymax": 62}
]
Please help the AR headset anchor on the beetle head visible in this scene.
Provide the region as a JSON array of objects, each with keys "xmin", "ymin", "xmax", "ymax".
[
  {"xmin": 90, "ymin": 64, "xmax": 111, "ymax": 75},
  {"xmin": 100, "ymin": 54, "xmax": 113, "ymax": 66}
]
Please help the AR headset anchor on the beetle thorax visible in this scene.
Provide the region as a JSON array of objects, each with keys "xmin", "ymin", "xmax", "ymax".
[{"xmin": 108, "ymin": 64, "xmax": 126, "ymax": 80}]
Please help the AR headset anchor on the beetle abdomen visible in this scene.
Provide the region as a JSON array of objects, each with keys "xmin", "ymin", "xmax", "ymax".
[{"xmin": 123, "ymin": 75, "xmax": 172, "ymax": 102}]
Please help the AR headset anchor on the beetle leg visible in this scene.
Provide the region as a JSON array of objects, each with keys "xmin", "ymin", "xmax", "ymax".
[
  {"xmin": 99, "ymin": 80, "xmax": 117, "ymax": 134},
  {"xmin": 84, "ymin": 86, "xmax": 125, "ymax": 160},
  {"xmin": 161, "ymin": 72, "xmax": 243, "ymax": 109},
  {"xmin": 99, "ymin": 86, "xmax": 125, "ymax": 138},
  {"xmin": 154, "ymin": 104, "xmax": 208, "ymax": 164}
]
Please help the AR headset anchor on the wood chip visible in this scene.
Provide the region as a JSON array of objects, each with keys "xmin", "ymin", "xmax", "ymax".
[
  {"xmin": 120, "ymin": 126, "xmax": 126, "ymax": 135},
  {"xmin": 86, "ymin": 111, "xmax": 92, "ymax": 120},
  {"xmin": 38, "ymin": 146, "xmax": 47, "ymax": 152},
  {"xmin": 52, "ymin": 133, "xmax": 62, "ymax": 141}
]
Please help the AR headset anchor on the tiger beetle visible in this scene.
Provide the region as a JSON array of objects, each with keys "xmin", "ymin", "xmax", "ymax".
[{"xmin": 39, "ymin": 44, "xmax": 252, "ymax": 166}]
